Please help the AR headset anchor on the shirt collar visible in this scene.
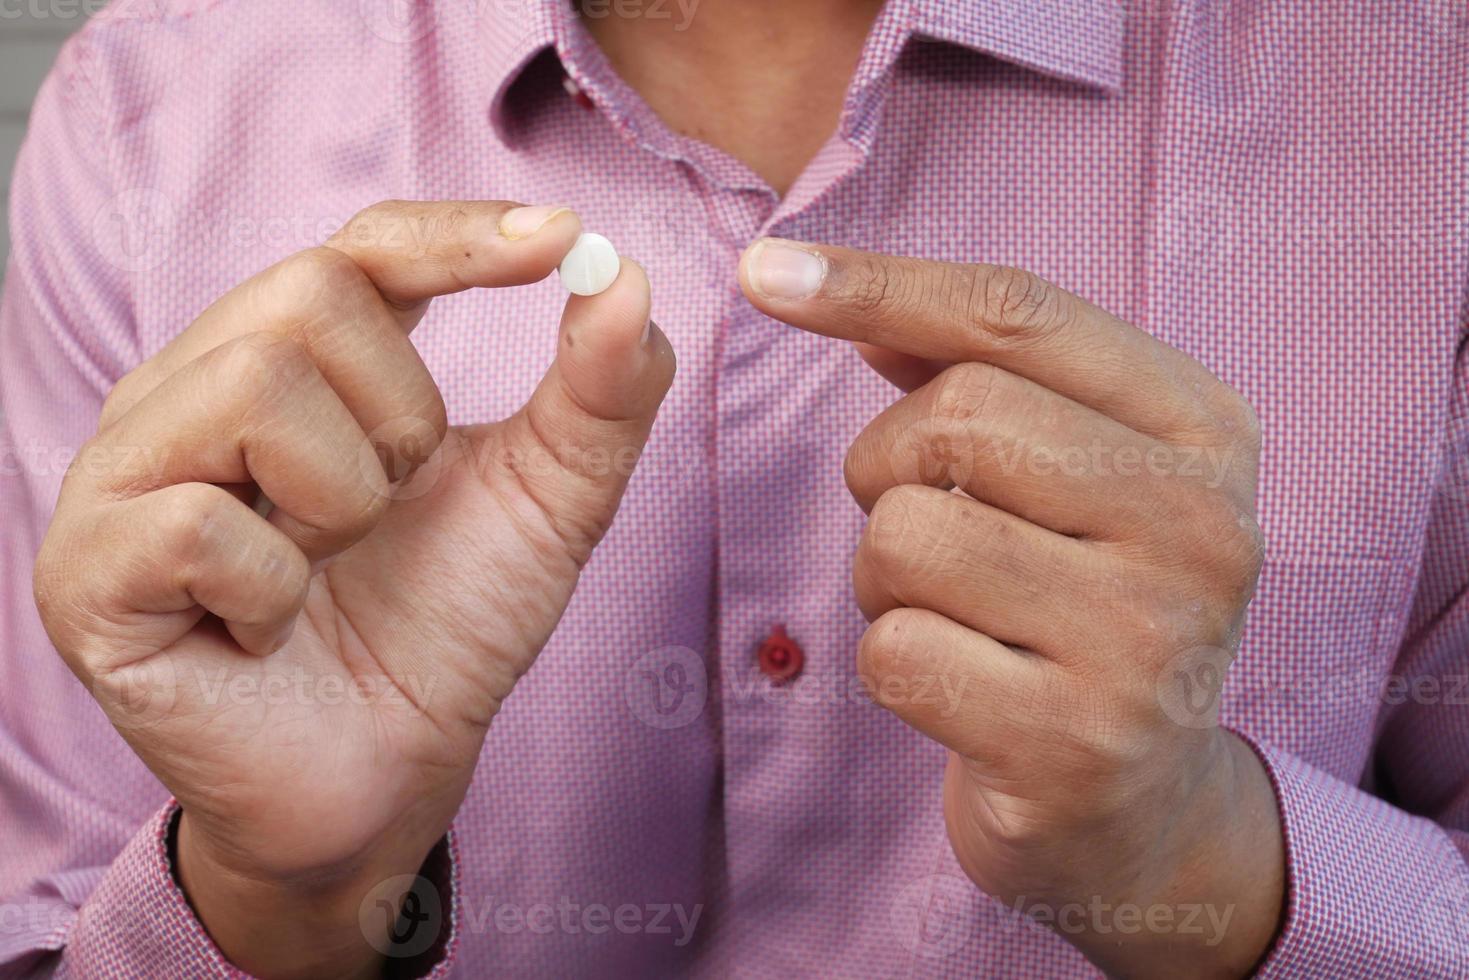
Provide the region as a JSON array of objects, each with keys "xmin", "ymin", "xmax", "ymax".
[
  {"xmin": 909, "ymin": 0, "xmax": 1125, "ymax": 92},
  {"xmin": 480, "ymin": 0, "xmax": 559, "ymax": 138},
  {"xmin": 480, "ymin": 0, "xmax": 1124, "ymax": 141}
]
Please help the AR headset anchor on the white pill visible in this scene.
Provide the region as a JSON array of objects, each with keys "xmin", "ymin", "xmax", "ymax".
[{"xmin": 558, "ymin": 232, "xmax": 620, "ymax": 296}]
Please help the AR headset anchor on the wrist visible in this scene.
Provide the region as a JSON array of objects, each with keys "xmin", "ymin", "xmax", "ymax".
[
  {"xmin": 1060, "ymin": 732, "xmax": 1285, "ymax": 978},
  {"xmin": 175, "ymin": 808, "xmax": 439, "ymax": 980}
]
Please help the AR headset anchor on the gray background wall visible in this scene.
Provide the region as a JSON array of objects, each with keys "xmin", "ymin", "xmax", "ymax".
[{"xmin": 1, "ymin": 10, "xmax": 84, "ymax": 260}]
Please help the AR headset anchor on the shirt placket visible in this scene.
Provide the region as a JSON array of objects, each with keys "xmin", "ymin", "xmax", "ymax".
[{"xmin": 548, "ymin": 1, "xmax": 915, "ymax": 961}]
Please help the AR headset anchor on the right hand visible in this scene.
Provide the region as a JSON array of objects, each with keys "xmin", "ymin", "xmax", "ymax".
[{"xmin": 32, "ymin": 200, "xmax": 676, "ymax": 978}]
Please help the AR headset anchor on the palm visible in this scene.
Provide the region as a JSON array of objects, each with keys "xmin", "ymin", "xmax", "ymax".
[{"xmin": 116, "ymin": 424, "xmax": 584, "ymax": 876}]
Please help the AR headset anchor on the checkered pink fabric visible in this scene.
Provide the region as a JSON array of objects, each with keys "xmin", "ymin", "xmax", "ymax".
[{"xmin": 2, "ymin": 1, "xmax": 1467, "ymax": 976}]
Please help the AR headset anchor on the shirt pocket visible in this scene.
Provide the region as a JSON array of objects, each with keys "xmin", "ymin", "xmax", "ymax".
[{"xmin": 1219, "ymin": 555, "xmax": 1419, "ymax": 782}]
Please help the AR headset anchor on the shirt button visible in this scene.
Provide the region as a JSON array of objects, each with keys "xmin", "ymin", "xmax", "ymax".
[{"xmin": 757, "ymin": 625, "xmax": 804, "ymax": 684}]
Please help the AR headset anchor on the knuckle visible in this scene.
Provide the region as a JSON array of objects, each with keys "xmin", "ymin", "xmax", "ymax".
[
  {"xmin": 335, "ymin": 200, "xmax": 407, "ymax": 248},
  {"xmin": 341, "ymin": 480, "xmax": 392, "ymax": 535},
  {"xmin": 857, "ymin": 608, "xmax": 923, "ymax": 682},
  {"xmin": 99, "ymin": 370, "xmax": 148, "ymax": 431},
  {"xmin": 1219, "ymin": 512, "xmax": 1265, "ymax": 599},
  {"xmin": 154, "ymin": 483, "xmax": 236, "ymax": 565},
  {"xmin": 1194, "ymin": 380, "xmax": 1261, "ymax": 450},
  {"xmin": 31, "ymin": 533, "xmax": 76, "ymax": 637},
  {"xmin": 971, "ymin": 265, "xmax": 1064, "ymax": 339},
  {"xmin": 293, "ymin": 473, "xmax": 391, "ymax": 552},
  {"xmin": 846, "ymin": 254, "xmax": 905, "ymax": 318},
  {"xmin": 426, "ymin": 204, "xmax": 469, "ymax": 249},
  {"xmin": 275, "ymin": 246, "xmax": 372, "ymax": 306},
  {"xmin": 1226, "ymin": 391, "xmax": 1263, "ymax": 449},
  {"xmin": 419, "ymin": 393, "xmax": 451, "ymax": 450},
  {"xmin": 866, "ymin": 485, "xmax": 933, "ymax": 563},
  {"xmin": 841, "ymin": 437, "xmax": 871, "ymax": 498},
  {"xmin": 336, "ymin": 200, "xmax": 475, "ymax": 259},
  {"xmin": 928, "ymin": 361, "xmax": 998, "ymax": 426},
  {"xmin": 1167, "ymin": 496, "xmax": 1264, "ymax": 609},
  {"xmin": 214, "ymin": 331, "xmax": 313, "ymax": 401},
  {"xmin": 61, "ymin": 436, "xmax": 106, "ymax": 488}
]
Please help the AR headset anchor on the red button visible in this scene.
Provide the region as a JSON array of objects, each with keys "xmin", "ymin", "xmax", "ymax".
[
  {"xmin": 757, "ymin": 625, "xmax": 804, "ymax": 684},
  {"xmin": 561, "ymin": 75, "xmax": 595, "ymax": 111}
]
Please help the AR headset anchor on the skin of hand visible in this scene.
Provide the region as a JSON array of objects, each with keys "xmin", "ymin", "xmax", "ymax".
[
  {"xmin": 32, "ymin": 201, "xmax": 676, "ymax": 979},
  {"xmin": 739, "ymin": 239, "xmax": 1284, "ymax": 978}
]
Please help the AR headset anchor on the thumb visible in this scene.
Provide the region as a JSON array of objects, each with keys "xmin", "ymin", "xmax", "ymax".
[{"xmin": 492, "ymin": 258, "xmax": 675, "ymax": 562}]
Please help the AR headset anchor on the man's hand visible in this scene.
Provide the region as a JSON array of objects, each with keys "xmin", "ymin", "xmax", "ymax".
[
  {"xmin": 740, "ymin": 239, "xmax": 1282, "ymax": 978},
  {"xmin": 33, "ymin": 201, "xmax": 675, "ymax": 979}
]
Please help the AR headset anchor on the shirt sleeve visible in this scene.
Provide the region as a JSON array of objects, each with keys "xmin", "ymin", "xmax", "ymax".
[
  {"xmin": 0, "ymin": 26, "xmax": 461, "ymax": 978},
  {"xmin": 1235, "ymin": 337, "xmax": 1469, "ymax": 977}
]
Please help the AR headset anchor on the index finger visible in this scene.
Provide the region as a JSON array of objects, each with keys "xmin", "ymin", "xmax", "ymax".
[
  {"xmin": 325, "ymin": 199, "xmax": 582, "ymax": 329},
  {"xmin": 100, "ymin": 200, "xmax": 581, "ymax": 430},
  {"xmin": 738, "ymin": 238, "xmax": 1241, "ymax": 443}
]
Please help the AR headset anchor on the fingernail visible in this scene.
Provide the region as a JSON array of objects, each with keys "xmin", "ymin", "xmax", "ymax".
[
  {"xmin": 748, "ymin": 239, "xmax": 826, "ymax": 300},
  {"xmin": 499, "ymin": 205, "xmax": 572, "ymax": 240},
  {"xmin": 639, "ymin": 319, "xmax": 652, "ymax": 347}
]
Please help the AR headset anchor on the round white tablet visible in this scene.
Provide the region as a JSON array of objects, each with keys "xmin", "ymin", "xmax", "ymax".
[{"xmin": 558, "ymin": 232, "xmax": 620, "ymax": 296}]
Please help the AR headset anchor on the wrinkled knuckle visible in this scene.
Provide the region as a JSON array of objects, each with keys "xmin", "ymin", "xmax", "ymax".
[
  {"xmin": 1183, "ymin": 497, "xmax": 1263, "ymax": 606},
  {"xmin": 156, "ymin": 483, "xmax": 234, "ymax": 566},
  {"xmin": 59, "ymin": 436, "xmax": 103, "ymax": 488},
  {"xmin": 309, "ymin": 474, "xmax": 391, "ymax": 551},
  {"xmin": 866, "ymin": 485, "xmax": 931, "ymax": 567},
  {"xmin": 358, "ymin": 199, "xmax": 409, "ymax": 222},
  {"xmin": 278, "ymin": 246, "xmax": 372, "ymax": 307},
  {"xmin": 421, "ymin": 393, "xmax": 451, "ymax": 447},
  {"xmin": 1220, "ymin": 513, "xmax": 1265, "ymax": 600},
  {"xmin": 336, "ymin": 199, "xmax": 405, "ymax": 246},
  {"xmin": 842, "ymin": 439, "xmax": 868, "ymax": 497},
  {"xmin": 1227, "ymin": 393, "xmax": 1263, "ymax": 450},
  {"xmin": 31, "ymin": 535, "xmax": 74, "ymax": 634},
  {"xmin": 99, "ymin": 371, "xmax": 148, "ymax": 430},
  {"xmin": 1196, "ymin": 381, "xmax": 1261, "ymax": 448},
  {"xmin": 929, "ymin": 361, "xmax": 997, "ymax": 427},
  {"xmin": 973, "ymin": 265, "xmax": 1061, "ymax": 339},
  {"xmin": 427, "ymin": 204, "xmax": 470, "ymax": 249},
  {"xmin": 847, "ymin": 255, "xmax": 904, "ymax": 317},
  {"xmin": 216, "ymin": 331, "xmax": 312, "ymax": 402},
  {"xmin": 348, "ymin": 480, "xmax": 393, "ymax": 533},
  {"xmin": 1113, "ymin": 588, "xmax": 1186, "ymax": 661},
  {"xmin": 858, "ymin": 609, "xmax": 921, "ymax": 682}
]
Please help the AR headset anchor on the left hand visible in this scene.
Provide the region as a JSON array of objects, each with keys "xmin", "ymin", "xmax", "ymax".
[{"xmin": 739, "ymin": 240, "xmax": 1284, "ymax": 978}]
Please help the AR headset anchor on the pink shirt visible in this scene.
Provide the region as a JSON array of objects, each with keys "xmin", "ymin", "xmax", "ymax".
[{"xmin": 2, "ymin": 1, "xmax": 1467, "ymax": 976}]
